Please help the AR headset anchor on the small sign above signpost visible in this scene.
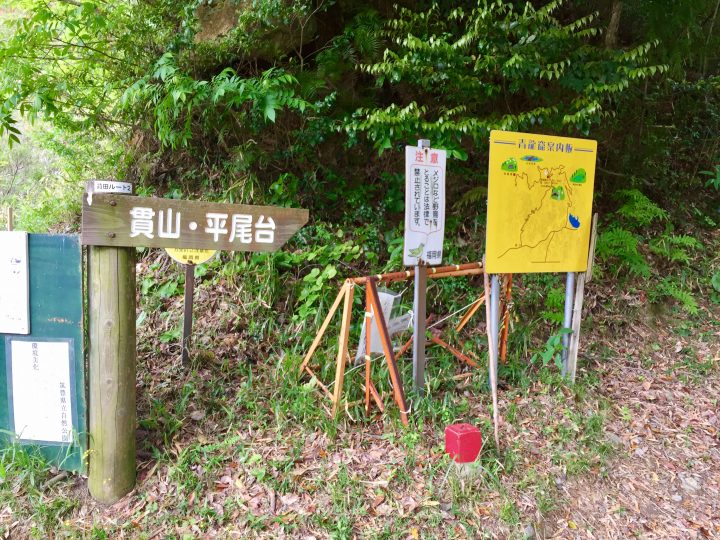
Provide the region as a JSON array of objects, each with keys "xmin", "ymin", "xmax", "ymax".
[
  {"xmin": 403, "ymin": 144, "xmax": 446, "ymax": 266},
  {"xmin": 85, "ymin": 180, "xmax": 133, "ymax": 205},
  {"xmin": 165, "ymin": 248, "xmax": 217, "ymax": 266}
]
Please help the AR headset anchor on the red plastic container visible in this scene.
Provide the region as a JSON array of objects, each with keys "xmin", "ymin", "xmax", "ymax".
[{"xmin": 445, "ymin": 423, "xmax": 482, "ymax": 463}]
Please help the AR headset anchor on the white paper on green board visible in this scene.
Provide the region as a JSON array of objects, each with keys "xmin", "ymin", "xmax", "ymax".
[
  {"xmin": 0, "ymin": 231, "xmax": 30, "ymax": 334},
  {"xmin": 10, "ymin": 339, "xmax": 73, "ymax": 443}
]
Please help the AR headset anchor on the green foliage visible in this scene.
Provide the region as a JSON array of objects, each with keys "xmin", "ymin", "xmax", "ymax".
[
  {"xmin": 712, "ymin": 272, "xmax": 720, "ymax": 293},
  {"xmin": 700, "ymin": 164, "xmax": 720, "ymax": 190},
  {"xmin": 614, "ymin": 189, "xmax": 668, "ymax": 228},
  {"xmin": 530, "ymin": 329, "xmax": 572, "ymax": 371},
  {"xmin": 596, "ymin": 226, "xmax": 650, "ymax": 277},
  {"xmin": 0, "ymin": 0, "xmax": 197, "ymax": 136},
  {"xmin": 652, "ymin": 277, "xmax": 699, "ymax": 315},
  {"xmin": 278, "ymin": 226, "xmax": 362, "ymax": 323},
  {"xmin": 347, "ymin": 0, "xmax": 666, "ymax": 153},
  {"xmin": 541, "ymin": 287, "xmax": 566, "ymax": 325},
  {"xmin": 649, "ymin": 233, "xmax": 703, "ymax": 265},
  {"xmin": 122, "ymin": 54, "xmax": 311, "ymax": 149}
]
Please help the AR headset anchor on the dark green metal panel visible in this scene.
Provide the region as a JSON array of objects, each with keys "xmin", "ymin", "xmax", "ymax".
[{"xmin": 0, "ymin": 234, "xmax": 87, "ymax": 473}]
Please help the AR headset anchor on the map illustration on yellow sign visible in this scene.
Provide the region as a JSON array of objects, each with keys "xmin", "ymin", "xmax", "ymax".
[{"xmin": 486, "ymin": 130, "xmax": 597, "ymax": 274}]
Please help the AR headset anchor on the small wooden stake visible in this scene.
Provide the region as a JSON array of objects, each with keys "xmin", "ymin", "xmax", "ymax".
[
  {"xmin": 88, "ymin": 246, "xmax": 136, "ymax": 503},
  {"xmin": 585, "ymin": 213, "xmax": 599, "ymax": 283},
  {"xmin": 181, "ymin": 264, "xmax": 195, "ymax": 365},
  {"xmin": 6, "ymin": 207, "xmax": 13, "ymax": 231},
  {"xmin": 331, "ymin": 283, "xmax": 354, "ymax": 416}
]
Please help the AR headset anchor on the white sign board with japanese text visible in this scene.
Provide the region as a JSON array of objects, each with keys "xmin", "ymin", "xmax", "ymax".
[
  {"xmin": 404, "ymin": 146, "xmax": 446, "ymax": 266},
  {"xmin": 0, "ymin": 232, "xmax": 30, "ymax": 334},
  {"xmin": 9, "ymin": 339, "xmax": 74, "ymax": 443}
]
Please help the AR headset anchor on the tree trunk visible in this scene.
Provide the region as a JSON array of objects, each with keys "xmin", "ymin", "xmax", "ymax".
[{"xmin": 605, "ymin": 0, "xmax": 623, "ymax": 49}]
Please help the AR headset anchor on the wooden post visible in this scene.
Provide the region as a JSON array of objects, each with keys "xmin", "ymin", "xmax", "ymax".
[
  {"xmin": 6, "ymin": 207, "xmax": 13, "ymax": 231},
  {"xmin": 88, "ymin": 246, "xmax": 136, "ymax": 503},
  {"xmin": 566, "ymin": 214, "xmax": 599, "ymax": 382}
]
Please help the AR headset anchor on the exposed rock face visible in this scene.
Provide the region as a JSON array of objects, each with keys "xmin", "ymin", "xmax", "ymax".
[
  {"xmin": 194, "ymin": 0, "xmax": 317, "ymax": 62},
  {"xmin": 195, "ymin": 1, "xmax": 240, "ymax": 43}
]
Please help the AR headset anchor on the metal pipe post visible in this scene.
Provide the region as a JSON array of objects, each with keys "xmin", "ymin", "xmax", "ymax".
[
  {"xmin": 490, "ymin": 274, "xmax": 501, "ymax": 370},
  {"xmin": 561, "ymin": 271, "xmax": 576, "ymax": 373},
  {"xmin": 412, "ymin": 262, "xmax": 427, "ymax": 394}
]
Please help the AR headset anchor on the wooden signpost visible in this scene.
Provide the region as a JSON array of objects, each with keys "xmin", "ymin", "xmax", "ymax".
[{"xmin": 82, "ymin": 189, "xmax": 307, "ymax": 503}]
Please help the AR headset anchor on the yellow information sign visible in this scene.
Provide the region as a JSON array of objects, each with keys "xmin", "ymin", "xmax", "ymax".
[
  {"xmin": 165, "ymin": 248, "xmax": 217, "ymax": 265},
  {"xmin": 486, "ymin": 130, "xmax": 597, "ymax": 274}
]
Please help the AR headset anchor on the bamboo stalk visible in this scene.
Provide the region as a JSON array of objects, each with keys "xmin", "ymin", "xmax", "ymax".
[
  {"xmin": 331, "ymin": 283, "xmax": 354, "ymax": 416},
  {"xmin": 368, "ymin": 380, "xmax": 384, "ymax": 411},
  {"xmin": 455, "ymin": 295, "xmax": 485, "ymax": 333},
  {"xmin": 499, "ymin": 274, "xmax": 513, "ymax": 363},
  {"xmin": 367, "ymin": 280, "xmax": 409, "ymax": 426},
  {"xmin": 395, "ymin": 336, "xmax": 414, "ymax": 359},
  {"xmin": 429, "ymin": 335, "xmax": 479, "ymax": 368},
  {"xmin": 298, "ymin": 282, "xmax": 348, "ymax": 373},
  {"xmin": 303, "ymin": 366, "xmax": 334, "ymax": 399},
  {"xmin": 350, "ymin": 262, "xmax": 483, "ymax": 285}
]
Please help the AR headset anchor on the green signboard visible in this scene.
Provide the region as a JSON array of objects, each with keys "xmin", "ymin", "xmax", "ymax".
[{"xmin": 0, "ymin": 234, "xmax": 87, "ymax": 472}]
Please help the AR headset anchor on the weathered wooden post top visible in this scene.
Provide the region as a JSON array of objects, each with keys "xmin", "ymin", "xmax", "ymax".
[{"xmin": 81, "ymin": 185, "xmax": 308, "ymax": 503}]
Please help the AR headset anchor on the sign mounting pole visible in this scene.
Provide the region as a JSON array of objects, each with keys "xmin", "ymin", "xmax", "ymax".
[
  {"xmin": 490, "ymin": 274, "xmax": 501, "ymax": 370},
  {"xmin": 182, "ymin": 264, "xmax": 195, "ymax": 365},
  {"xmin": 412, "ymin": 257, "xmax": 427, "ymax": 394}
]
